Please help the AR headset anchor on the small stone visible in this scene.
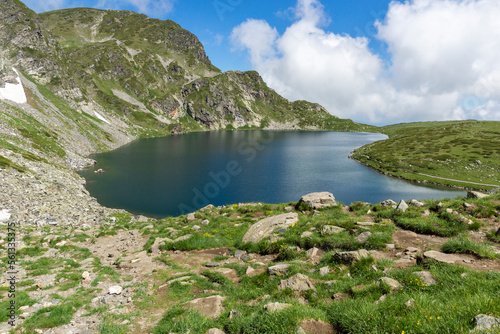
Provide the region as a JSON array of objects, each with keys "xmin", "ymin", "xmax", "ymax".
[
  {"xmin": 414, "ymin": 271, "xmax": 437, "ymax": 285},
  {"xmin": 192, "ymin": 225, "xmax": 201, "ymax": 231},
  {"xmin": 205, "ymin": 329, "xmax": 225, "ymax": 334},
  {"xmin": 378, "ymin": 277, "xmax": 402, "ymax": 292},
  {"xmin": 278, "ymin": 273, "xmax": 315, "ymax": 292},
  {"xmin": 321, "ymin": 225, "xmax": 345, "ymax": 235},
  {"xmin": 109, "ymin": 286, "xmax": 123, "ymax": 295},
  {"xmin": 355, "ymin": 232, "xmax": 372, "ymax": 244},
  {"xmin": 306, "ymin": 247, "xmax": 320, "ymax": 258},
  {"xmin": 319, "ymin": 266, "xmax": 330, "ymax": 277},
  {"xmin": 186, "ymin": 213, "xmax": 196, "ymax": 221},
  {"xmin": 397, "ymin": 200, "xmax": 409, "ymax": 212},
  {"xmin": 301, "ymin": 231, "xmax": 313, "ymax": 238},
  {"xmin": 405, "ymin": 299, "xmax": 415, "ymax": 307},
  {"xmin": 386, "ymin": 244, "xmax": 395, "ymax": 250},
  {"xmin": 263, "ymin": 302, "xmax": 292, "ymax": 312},
  {"xmin": 267, "ymin": 264, "xmax": 290, "ymax": 276},
  {"xmin": 201, "ymin": 219, "xmax": 210, "ymax": 225},
  {"xmin": 234, "ymin": 250, "xmax": 245, "ymax": 258},
  {"xmin": 405, "ymin": 247, "xmax": 420, "ymax": 253},
  {"xmin": 229, "ymin": 310, "xmax": 240, "ymax": 319},
  {"xmin": 332, "ymin": 293, "xmax": 349, "ymax": 301},
  {"xmin": 375, "ymin": 295, "xmax": 387, "ymax": 304},
  {"xmin": 332, "ymin": 249, "xmax": 370, "ymax": 264},
  {"xmin": 380, "ymin": 199, "xmax": 397, "ymax": 207},
  {"xmin": 81, "ymin": 271, "xmax": 90, "ymax": 280},
  {"xmin": 205, "ymin": 262, "xmax": 220, "ymax": 268},
  {"xmin": 409, "ymin": 199, "xmax": 425, "ymax": 207},
  {"xmin": 356, "ymin": 222, "xmax": 376, "ymax": 227},
  {"xmin": 200, "ymin": 204, "xmax": 215, "ymax": 211}
]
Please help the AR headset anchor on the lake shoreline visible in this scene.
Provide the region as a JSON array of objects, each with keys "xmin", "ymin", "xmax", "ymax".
[{"xmin": 79, "ymin": 131, "xmax": 464, "ymax": 217}]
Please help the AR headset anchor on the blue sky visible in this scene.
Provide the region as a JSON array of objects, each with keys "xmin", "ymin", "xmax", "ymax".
[
  {"xmin": 24, "ymin": 0, "xmax": 396, "ymax": 72},
  {"xmin": 22, "ymin": 0, "xmax": 500, "ymax": 124}
]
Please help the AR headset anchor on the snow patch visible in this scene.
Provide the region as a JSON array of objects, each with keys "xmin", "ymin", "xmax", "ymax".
[
  {"xmin": 94, "ymin": 111, "xmax": 110, "ymax": 124},
  {"xmin": 0, "ymin": 68, "xmax": 27, "ymax": 104},
  {"xmin": 0, "ymin": 209, "xmax": 11, "ymax": 223}
]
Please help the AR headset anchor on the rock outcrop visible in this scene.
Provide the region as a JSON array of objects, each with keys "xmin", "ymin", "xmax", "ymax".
[{"xmin": 242, "ymin": 213, "xmax": 299, "ymax": 243}]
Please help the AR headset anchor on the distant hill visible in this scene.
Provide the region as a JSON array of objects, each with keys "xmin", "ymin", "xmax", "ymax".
[{"xmin": 351, "ymin": 120, "xmax": 500, "ymax": 190}]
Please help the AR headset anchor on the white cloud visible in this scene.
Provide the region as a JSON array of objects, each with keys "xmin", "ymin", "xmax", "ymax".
[
  {"xmin": 95, "ymin": 0, "xmax": 175, "ymax": 17},
  {"xmin": 231, "ymin": 0, "xmax": 500, "ymax": 124}
]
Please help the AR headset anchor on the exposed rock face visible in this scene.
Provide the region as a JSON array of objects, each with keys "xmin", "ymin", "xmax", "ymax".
[
  {"xmin": 183, "ymin": 295, "xmax": 226, "ymax": 319},
  {"xmin": 299, "ymin": 192, "xmax": 337, "ymax": 209},
  {"xmin": 242, "ymin": 213, "xmax": 299, "ymax": 243}
]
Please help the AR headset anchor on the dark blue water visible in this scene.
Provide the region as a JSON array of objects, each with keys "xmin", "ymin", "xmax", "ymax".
[{"xmin": 79, "ymin": 131, "xmax": 465, "ymax": 217}]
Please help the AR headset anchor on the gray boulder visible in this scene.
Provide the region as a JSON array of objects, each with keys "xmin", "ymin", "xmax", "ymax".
[
  {"xmin": 472, "ymin": 314, "xmax": 500, "ymax": 332},
  {"xmin": 333, "ymin": 249, "xmax": 370, "ymax": 264},
  {"xmin": 263, "ymin": 302, "xmax": 292, "ymax": 312},
  {"xmin": 414, "ymin": 271, "xmax": 437, "ymax": 286},
  {"xmin": 378, "ymin": 277, "xmax": 402, "ymax": 292},
  {"xmin": 409, "ymin": 199, "xmax": 425, "ymax": 207},
  {"xmin": 242, "ymin": 213, "xmax": 299, "ymax": 243},
  {"xmin": 423, "ymin": 250, "xmax": 461, "ymax": 264},
  {"xmin": 355, "ymin": 232, "xmax": 372, "ymax": 244},
  {"xmin": 299, "ymin": 192, "xmax": 337, "ymax": 209},
  {"xmin": 278, "ymin": 273, "xmax": 315, "ymax": 292},
  {"xmin": 321, "ymin": 225, "xmax": 345, "ymax": 235},
  {"xmin": 380, "ymin": 199, "xmax": 397, "ymax": 207},
  {"xmin": 267, "ymin": 263, "xmax": 290, "ymax": 276}
]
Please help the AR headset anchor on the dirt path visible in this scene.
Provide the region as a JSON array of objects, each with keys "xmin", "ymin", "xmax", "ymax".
[{"xmin": 417, "ymin": 173, "xmax": 500, "ymax": 188}]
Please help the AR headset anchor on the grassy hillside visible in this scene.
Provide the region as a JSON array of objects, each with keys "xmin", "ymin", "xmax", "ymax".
[
  {"xmin": 7, "ymin": 192, "xmax": 500, "ymax": 333},
  {"xmin": 351, "ymin": 121, "xmax": 500, "ymax": 190}
]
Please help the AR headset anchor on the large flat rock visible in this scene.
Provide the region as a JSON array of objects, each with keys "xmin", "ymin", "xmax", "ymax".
[
  {"xmin": 242, "ymin": 213, "xmax": 299, "ymax": 243},
  {"xmin": 423, "ymin": 250, "xmax": 462, "ymax": 264}
]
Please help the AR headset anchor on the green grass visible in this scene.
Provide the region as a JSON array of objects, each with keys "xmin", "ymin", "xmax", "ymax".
[
  {"xmin": 442, "ymin": 235, "xmax": 499, "ymax": 259},
  {"xmin": 351, "ymin": 120, "xmax": 500, "ymax": 190}
]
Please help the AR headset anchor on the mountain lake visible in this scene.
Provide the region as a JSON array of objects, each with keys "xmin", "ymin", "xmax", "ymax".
[{"xmin": 78, "ymin": 131, "xmax": 466, "ymax": 217}]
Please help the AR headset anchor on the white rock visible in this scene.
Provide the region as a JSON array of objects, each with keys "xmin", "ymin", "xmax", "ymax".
[
  {"xmin": 109, "ymin": 286, "xmax": 123, "ymax": 295},
  {"xmin": 0, "ymin": 209, "xmax": 11, "ymax": 223}
]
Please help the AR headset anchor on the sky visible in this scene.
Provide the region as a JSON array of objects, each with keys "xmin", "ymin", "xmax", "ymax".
[{"xmin": 22, "ymin": 0, "xmax": 500, "ymax": 125}]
